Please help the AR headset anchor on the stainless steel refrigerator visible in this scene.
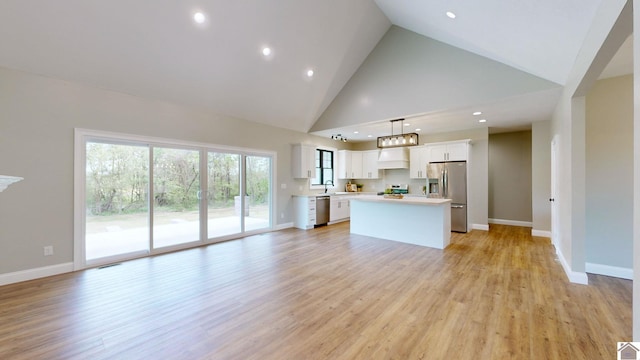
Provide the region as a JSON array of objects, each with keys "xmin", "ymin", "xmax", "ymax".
[{"xmin": 427, "ymin": 161, "xmax": 467, "ymax": 232}]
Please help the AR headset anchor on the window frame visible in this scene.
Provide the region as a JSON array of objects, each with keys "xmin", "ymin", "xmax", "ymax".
[{"xmin": 310, "ymin": 146, "xmax": 336, "ymax": 190}]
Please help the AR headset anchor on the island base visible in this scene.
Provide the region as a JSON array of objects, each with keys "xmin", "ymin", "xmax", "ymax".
[{"xmin": 350, "ymin": 198, "xmax": 451, "ymax": 249}]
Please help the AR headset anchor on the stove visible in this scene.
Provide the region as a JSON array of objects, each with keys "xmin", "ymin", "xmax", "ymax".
[{"xmin": 387, "ymin": 184, "xmax": 409, "ymax": 194}]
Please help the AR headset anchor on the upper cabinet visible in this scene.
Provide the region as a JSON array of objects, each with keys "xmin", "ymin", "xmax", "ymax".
[
  {"xmin": 338, "ymin": 150, "xmax": 352, "ymax": 179},
  {"xmin": 292, "ymin": 144, "xmax": 316, "ymax": 179},
  {"xmin": 338, "ymin": 150, "xmax": 379, "ymax": 179},
  {"xmin": 362, "ymin": 150, "xmax": 380, "ymax": 179},
  {"xmin": 426, "ymin": 140, "xmax": 469, "ymax": 162},
  {"xmin": 409, "ymin": 146, "xmax": 429, "ymax": 179}
]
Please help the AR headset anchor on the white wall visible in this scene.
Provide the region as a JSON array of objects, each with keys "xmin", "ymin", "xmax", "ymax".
[
  {"xmin": 585, "ymin": 75, "xmax": 633, "ymax": 272},
  {"xmin": 633, "ymin": 0, "xmax": 640, "ymax": 340},
  {"xmin": 550, "ymin": 0, "xmax": 630, "ymax": 283},
  {"xmin": 0, "ymin": 66, "xmax": 348, "ymax": 276}
]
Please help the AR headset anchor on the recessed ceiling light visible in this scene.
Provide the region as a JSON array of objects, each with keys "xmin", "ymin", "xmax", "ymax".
[
  {"xmin": 404, "ymin": 123, "xmax": 410, "ymax": 127},
  {"xmin": 193, "ymin": 12, "xmax": 206, "ymax": 24},
  {"xmin": 415, "ymin": 128, "xmax": 422, "ymax": 132},
  {"xmin": 367, "ymin": 135, "xmax": 373, "ymax": 138},
  {"xmin": 262, "ymin": 47, "xmax": 272, "ymax": 57},
  {"xmin": 306, "ymin": 69, "xmax": 314, "ymax": 78},
  {"xmin": 479, "ymin": 119, "xmax": 487, "ymax": 123},
  {"xmin": 354, "ymin": 131, "xmax": 359, "ymax": 134},
  {"xmin": 473, "ymin": 111, "xmax": 482, "ymax": 116},
  {"xmin": 446, "ymin": 11, "xmax": 456, "ymax": 19}
]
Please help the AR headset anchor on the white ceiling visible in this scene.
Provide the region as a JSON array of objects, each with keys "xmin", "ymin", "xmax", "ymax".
[
  {"xmin": 0, "ymin": 0, "xmax": 631, "ymax": 141},
  {"xmin": 0, "ymin": 0, "xmax": 390, "ymax": 133}
]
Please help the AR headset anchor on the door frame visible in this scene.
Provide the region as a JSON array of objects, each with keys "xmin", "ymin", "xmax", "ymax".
[{"xmin": 551, "ymin": 135, "xmax": 560, "ymax": 249}]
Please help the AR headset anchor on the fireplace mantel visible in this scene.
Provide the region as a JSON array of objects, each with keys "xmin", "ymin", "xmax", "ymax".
[{"xmin": 0, "ymin": 175, "xmax": 23, "ymax": 192}]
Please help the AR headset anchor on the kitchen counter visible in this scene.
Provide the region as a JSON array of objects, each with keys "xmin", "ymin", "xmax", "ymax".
[
  {"xmin": 292, "ymin": 192, "xmax": 376, "ymax": 198},
  {"xmin": 350, "ymin": 196, "xmax": 451, "ymax": 249},
  {"xmin": 348, "ymin": 195, "xmax": 450, "ymax": 205}
]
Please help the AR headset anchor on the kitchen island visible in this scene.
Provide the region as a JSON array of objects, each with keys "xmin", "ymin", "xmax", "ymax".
[{"xmin": 349, "ymin": 195, "xmax": 452, "ymax": 249}]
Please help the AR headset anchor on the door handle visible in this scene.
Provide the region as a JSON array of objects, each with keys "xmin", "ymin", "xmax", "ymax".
[{"xmin": 452, "ymin": 205, "xmax": 464, "ymax": 209}]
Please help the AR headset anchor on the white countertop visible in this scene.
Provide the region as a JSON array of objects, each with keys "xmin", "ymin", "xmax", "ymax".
[
  {"xmin": 292, "ymin": 192, "xmax": 376, "ymax": 198},
  {"xmin": 349, "ymin": 195, "xmax": 451, "ymax": 206}
]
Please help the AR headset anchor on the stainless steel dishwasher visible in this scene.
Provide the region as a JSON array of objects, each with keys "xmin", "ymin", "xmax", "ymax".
[{"xmin": 315, "ymin": 196, "xmax": 330, "ymax": 226}]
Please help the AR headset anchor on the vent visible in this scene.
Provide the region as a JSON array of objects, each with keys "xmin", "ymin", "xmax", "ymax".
[{"xmin": 377, "ymin": 147, "xmax": 409, "ymax": 169}]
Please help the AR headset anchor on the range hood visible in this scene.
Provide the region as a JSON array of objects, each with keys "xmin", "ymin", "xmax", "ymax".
[{"xmin": 377, "ymin": 147, "xmax": 409, "ymax": 169}]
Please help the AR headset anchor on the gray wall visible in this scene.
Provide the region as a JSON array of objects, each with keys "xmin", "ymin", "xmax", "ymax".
[
  {"xmin": 488, "ymin": 131, "xmax": 532, "ymax": 223},
  {"xmin": 531, "ymin": 121, "xmax": 551, "ymax": 232},
  {"xmin": 312, "ymin": 25, "xmax": 560, "ymax": 132},
  {"xmin": 585, "ymin": 74, "xmax": 633, "ymax": 269},
  {"xmin": 0, "ymin": 66, "xmax": 349, "ymax": 275}
]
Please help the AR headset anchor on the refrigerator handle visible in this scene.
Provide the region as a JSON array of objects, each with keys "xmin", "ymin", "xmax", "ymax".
[{"xmin": 442, "ymin": 167, "xmax": 447, "ymax": 198}]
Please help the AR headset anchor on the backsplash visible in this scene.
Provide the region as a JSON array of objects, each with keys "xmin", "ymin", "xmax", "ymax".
[{"xmin": 344, "ymin": 169, "xmax": 427, "ymax": 194}]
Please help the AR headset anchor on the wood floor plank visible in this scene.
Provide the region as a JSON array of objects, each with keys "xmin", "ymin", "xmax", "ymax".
[{"xmin": 0, "ymin": 223, "xmax": 631, "ymax": 359}]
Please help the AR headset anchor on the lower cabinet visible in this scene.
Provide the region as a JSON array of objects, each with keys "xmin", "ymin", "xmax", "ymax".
[
  {"xmin": 293, "ymin": 196, "xmax": 317, "ymax": 230},
  {"xmin": 295, "ymin": 195, "xmax": 350, "ymax": 230},
  {"xmin": 330, "ymin": 196, "xmax": 350, "ymax": 222}
]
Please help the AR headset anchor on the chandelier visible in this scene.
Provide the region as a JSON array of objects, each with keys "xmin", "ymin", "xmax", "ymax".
[{"xmin": 377, "ymin": 119, "xmax": 419, "ymax": 148}]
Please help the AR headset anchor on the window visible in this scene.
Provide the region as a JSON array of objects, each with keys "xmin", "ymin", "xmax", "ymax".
[{"xmin": 312, "ymin": 149, "xmax": 334, "ymax": 185}]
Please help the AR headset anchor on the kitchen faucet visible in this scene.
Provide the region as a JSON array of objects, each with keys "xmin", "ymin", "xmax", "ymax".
[{"xmin": 324, "ymin": 180, "xmax": 334, "ymax": 193}]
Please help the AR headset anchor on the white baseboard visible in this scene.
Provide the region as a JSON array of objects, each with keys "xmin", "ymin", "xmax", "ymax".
[
  {"xmin": 0, "ymin": 262, "xmax": 74, "ymax": 287},
  {"xmin": 531, "ymin": 229, "xmax": 552, "ymax": 238},
  {"xmin": 488, "ymin": 218, "xmax": 533, "ymax": 227},
  {"xmin": 585, "ymin": 263, "xmax": 633, "ymax": 280},
  {"xmin": 328, "ymin": 218, "xmax": 349, "ymax": 225},
  {"xmin": 555, "ymin": 247, "xmax": 588, "ymax": 284},
  {"xmin": 273, "ymin": 222, "xmax": 294, "ymax": 231},
  {"xmin": 472, "ymin": 223, "xmax": 489, "ymax": 231}
]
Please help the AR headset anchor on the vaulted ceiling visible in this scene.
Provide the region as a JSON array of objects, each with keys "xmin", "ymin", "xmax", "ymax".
[{"xmin": 0, "ymin": 0, "xmax": 627, "ymax": 140}]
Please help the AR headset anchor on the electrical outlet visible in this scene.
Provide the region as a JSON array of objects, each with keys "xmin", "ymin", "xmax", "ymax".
[
  {"xmin": 281, "ymin": 183, "xmax": 287, "ymax": 189},
  {"xmin": 43, "ymin": 246, "xmax": 54, "ymax": 256},
  {"xmin": 281, "ymin": 212, "xmax": 284, "ymax": 219}
]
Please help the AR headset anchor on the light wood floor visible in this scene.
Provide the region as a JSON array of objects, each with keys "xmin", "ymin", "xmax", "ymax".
[{"xmin": 0, "ymin": 223, "xmax": 632, "ymax": 359}]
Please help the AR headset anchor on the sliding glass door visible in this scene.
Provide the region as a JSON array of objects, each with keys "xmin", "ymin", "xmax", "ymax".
[
  {"xmin": 245, "ymin": 155, "xmax": 271, "ymax": 232},
  {"xmin": 85, "ymin": 142, "xmax": 150, "ymax": 261},
  {"xmin": 79, "ymin": 130, "xmax": 274, "ymax": 267},
  {"xmin": 207, "ymin": 152, "xmax": 241, "ymax": 238},
  {"xmin": 152, "ymin": 147, "xmax": 201, "ymax": 249}
]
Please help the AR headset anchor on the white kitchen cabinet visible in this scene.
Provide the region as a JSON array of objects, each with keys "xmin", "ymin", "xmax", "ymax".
[
  {"xmin": 293, "ymin": 196, "xmax": 317, "ymax": 229},
  {"xmin": 292, "ymin": 144, "xmax": 316, "ymax": 179},
  {"xmin": 445, "ymin": 142, "xmax": 468, "ymax": 161},
  {"xmin": 337, "ymin": 150, "xmax": 351, "ymax": 179},
  {"xmin": 338, "ymin": 150, "xmax": 377, "ymax": 179},
  {"xmin": 330, "ymin": 196, "xmax": 350, "ymax": 222},
  {"xmin": 361, "ymin": 150, "xmax": 380, "ymax": 179},
  {"xmin": 426, "ymin": 141, "xmax": 469, "ymax": 162},
  {"xmin": 338, "ymin": 150, "xmax": 363, "ymax": 179},
  {"xmin": 351, "ymin": 152, "xmax": 363, "ymax": 178},
  {"xmin": 409, "ymin": 146, "xmax": 429, "ymax": 179}
]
